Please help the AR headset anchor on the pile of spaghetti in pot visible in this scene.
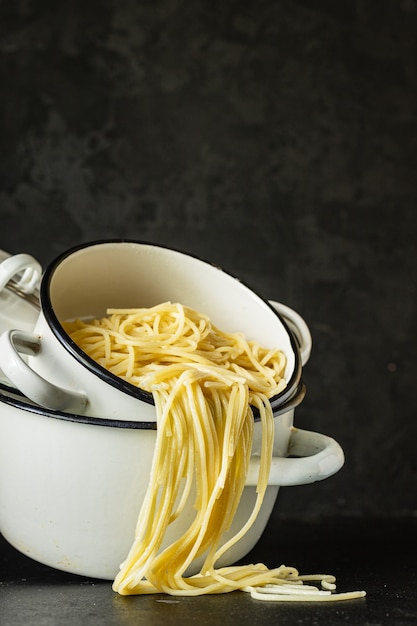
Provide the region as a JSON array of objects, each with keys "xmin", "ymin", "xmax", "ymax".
[{"xmin": 63, "ymin": 302, "xmax": 365, "ymax": 602}]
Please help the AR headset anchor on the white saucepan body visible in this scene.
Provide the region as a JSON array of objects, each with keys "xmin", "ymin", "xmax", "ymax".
[{"xmin": 0, "ymin": 385, "xmax": 344, "ymax": 580}]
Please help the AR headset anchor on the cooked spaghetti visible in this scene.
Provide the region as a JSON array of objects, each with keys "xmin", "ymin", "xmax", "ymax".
[{"xmin": 63, "ymin": 302, "xmax": 365, "ymax": 601}]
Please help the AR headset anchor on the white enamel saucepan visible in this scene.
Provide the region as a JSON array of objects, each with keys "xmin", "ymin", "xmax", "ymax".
[
  {"xmin": 0, "ymin": 240, "xmax": 303, "ymax": 421},
  {"xmin": 0, "ymin": 378, "xmax": 344, "ymax": 580}
]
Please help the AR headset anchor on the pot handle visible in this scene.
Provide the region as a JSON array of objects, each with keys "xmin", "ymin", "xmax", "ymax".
[
  {"xmin": 268, "ymin": 300, "xmax": 312, "ymax": 367},
  {"xmin": 0, "ymin": 253, "xmax": 42, "ymax": 294},
  {"xmin": 246, "ymin": 427, "xmax": 345, "ymax": 487},
  {"xmin": 0, "ymin": 329, "xmax": 88, "ymax": 413}
]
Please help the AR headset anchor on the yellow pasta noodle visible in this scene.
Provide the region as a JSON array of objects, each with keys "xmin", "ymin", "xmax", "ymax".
[{"xmin": 63, "ymin": 302, "xmax": 365, "ymax": 601}]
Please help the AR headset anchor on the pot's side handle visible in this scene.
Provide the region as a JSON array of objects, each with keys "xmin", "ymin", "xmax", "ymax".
[
  {"xmin": 0, "ymin": 253, "xmax": 42, "ymax": 294},
  {"xmin": 0, "ymin": 329, "xmax": 88, "ymax": 413},
  {"xmin": 268, "ymin": 300, "xmax": 312, "ymax": 367},
  {"xmin": 246, "ymin": 427, "xmax": 345, "ymax": 487}
]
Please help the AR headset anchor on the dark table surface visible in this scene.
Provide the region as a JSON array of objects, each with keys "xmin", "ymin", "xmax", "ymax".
[{"xmin": 1, "ymin": 516, "xmax": 416, "ymax": 626}]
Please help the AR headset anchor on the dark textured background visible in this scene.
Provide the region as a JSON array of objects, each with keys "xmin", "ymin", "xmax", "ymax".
[{"xmin": 0, "ymin": 0, "xmax": 416, "ymax": 520}]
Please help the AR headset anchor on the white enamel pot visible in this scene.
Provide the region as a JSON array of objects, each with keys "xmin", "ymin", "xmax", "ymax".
[
  {"xmin": 0, "ymin": 240, "xmax": 303, "ymax": 421},
  {"xmin": 0, "ymin": 379, "xmax": 344, "ymax": 580}
]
